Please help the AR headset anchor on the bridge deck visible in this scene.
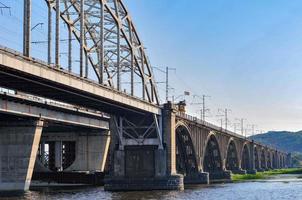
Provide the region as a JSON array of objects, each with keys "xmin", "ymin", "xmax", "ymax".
[
  {"xmin": 0, "ymin": 47, "xmax": 161, "ymax": 115},
  {"xmin": 0, "ymin": 92, "xmax": 109, "ymax": 129}
]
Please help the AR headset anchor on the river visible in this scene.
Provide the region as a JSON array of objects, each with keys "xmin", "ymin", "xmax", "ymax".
[{"xmin": 1, "ymin": 174, "xmax": 302, "ymax": 200}]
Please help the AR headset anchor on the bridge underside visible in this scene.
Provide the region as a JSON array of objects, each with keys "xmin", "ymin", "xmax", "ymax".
[{"xmin": 0, "ymin": 95, "xmax": 110, "ymax": 192}]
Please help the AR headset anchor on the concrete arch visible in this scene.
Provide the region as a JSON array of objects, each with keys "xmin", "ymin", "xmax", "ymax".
[
  {"xmin": 175, "ymin": 123, "xmax": 199, "ymax": 176},
  {"xmin": 203, "ymin": 133, "xmax": 223, "ymax": 173},
  {"xmin": 241, "ymin": 143, "xmax": 250, "ymax": 170},
  {"xmin": 225, "ymin": 138, "xmax": 239, "ymax": 171}
]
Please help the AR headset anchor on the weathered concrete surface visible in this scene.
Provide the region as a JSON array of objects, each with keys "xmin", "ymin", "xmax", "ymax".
[
  {"xmin": 0, "ymin": 120, "xmax": 43, "ymax": 192},
  {"xmin": 35, "ymin": 131, "xmax": 111, "ymax": 173}
]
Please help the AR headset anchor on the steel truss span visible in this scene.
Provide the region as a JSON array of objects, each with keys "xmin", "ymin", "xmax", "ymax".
[{"xmin": 29, "ymin": 0, "xmax": 159, "ymax": 105}]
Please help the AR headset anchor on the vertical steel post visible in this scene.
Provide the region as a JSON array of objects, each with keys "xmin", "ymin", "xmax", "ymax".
[
  {"xmin": 115, "ymin": 2, "xmax": 121, "ymax": 91},
  {"xmin": 166, "ymin": 66, "xmax": 169, "ymax": 102},
  {"xmin": 111, "ymin": 0, "xmax": 123, "ymax": 91},
  {"xmin": 142, "ymin": 51, "xmax": 145, "ymax": 100},
  {"xmin": 55, "ymin": 0, "xmax": 60, "ymax": 67},
  {"xmin": 68, "ymin": 26, "xmax": 72, "ymax": 72},
  {"xmin": 47, "ymin": 2, "xmax": 52, "ymax": 64},
  {"xmin": 23, "ymin": 0, "xmax": 31, "ymax": 57},
  {"xmin": 129, "ymin": 19, "xmax": 134, "ymax": 96},
  {"xmin": 80, "ymin": 0, "xmax": 84, "ymax": 77},
  {"xmin": 99, "ymin": 2, "xmax": 104, "ymax": 84},
  {"xmin": 85, "ymin": 51, "xmax": 88, "ymax": 78}
]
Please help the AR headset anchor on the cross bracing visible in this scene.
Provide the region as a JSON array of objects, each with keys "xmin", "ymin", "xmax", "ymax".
[{"xmin": 30, "ymin": 0, "xmax": 160, "ymax": 105}]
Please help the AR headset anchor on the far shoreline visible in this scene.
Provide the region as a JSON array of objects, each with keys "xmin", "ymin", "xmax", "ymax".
[{"xmin": 231, "ymin": 168, "xmax": 302, "ymax": 182}]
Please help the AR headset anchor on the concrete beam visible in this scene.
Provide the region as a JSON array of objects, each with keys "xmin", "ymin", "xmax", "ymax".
[{"xmin": 0, "ymin": 93, "xmax": 109, "ymax": 130}]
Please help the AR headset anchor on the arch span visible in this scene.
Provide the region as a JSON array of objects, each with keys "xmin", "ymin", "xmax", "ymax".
[
  {"xmin": 203, "ymin": 134, "xmax": 223, "ymax": 173},
  {"xmin": 225, "ymin": 139, "xmax": 239, "ymax": 171},
  {"xmin": 241, "ymin": 144, "xmax": 250, "ymax": 170},
  {"xmin": 176, "ymin": 125, "xmax": 199, "ymax": 176}
]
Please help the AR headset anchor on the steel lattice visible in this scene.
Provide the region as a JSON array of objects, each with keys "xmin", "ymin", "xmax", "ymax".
[{"xmin": 45, "ymin": 0, "xmax": 159, "ymax": 105}]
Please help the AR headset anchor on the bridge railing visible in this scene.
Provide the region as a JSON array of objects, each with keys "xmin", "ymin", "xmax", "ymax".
[
  {"xmin": 176, "ymin": 112, "xmax": 285, "ymax": 153},
  {"xmin": 176, "ymin": 112, "xmax": 245, "ymax": 139}
]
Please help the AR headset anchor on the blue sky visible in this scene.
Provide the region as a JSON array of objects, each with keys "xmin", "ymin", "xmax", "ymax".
[
  {"xmin": 0, "ymin": 0, "xmax": 302, "ymax": 133},
  {"xmin": 123, "ymin": 0, "xmax": 302, "ymax": 133}
]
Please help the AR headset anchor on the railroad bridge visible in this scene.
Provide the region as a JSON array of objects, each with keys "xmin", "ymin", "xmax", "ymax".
[
  {"xmin": 0, "ymin": 0, "xmax": 291, "ymax": 192},
  {"xmin": 106, "ymin": 102, "xmax": 290, "ymax": 191}
]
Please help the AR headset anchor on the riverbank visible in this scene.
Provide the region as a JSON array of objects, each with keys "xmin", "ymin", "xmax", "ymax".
[{"xmin": 232, "ymin": 168, "xmax": 302, "ymax": 182}]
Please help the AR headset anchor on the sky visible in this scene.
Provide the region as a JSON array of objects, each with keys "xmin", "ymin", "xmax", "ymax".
[
  {"xmin": 122, "ymin": 0, "xmax": 302, "ymax": 133},
  {"xmin": 0, "ymin": 0, "xmax": 302, "ymax": 134}
]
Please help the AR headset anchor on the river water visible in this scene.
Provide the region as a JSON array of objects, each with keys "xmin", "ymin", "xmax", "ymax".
[{"xmin": 1, "ymin": 174, "xmax": 302, "ymax": 200}]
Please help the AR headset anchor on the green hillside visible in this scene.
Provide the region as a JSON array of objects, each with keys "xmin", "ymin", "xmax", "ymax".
[
  {"xmin": 250, "ymin": 131, "xmax": 302, "ymax": 167},
  {"xmin": 250, "ymin": 131, "xmax": 302, "ymax": 153}
]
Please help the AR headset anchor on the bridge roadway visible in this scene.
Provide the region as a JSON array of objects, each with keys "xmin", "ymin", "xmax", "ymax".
[
  {"xmin": 0, "ymin": 91, "xmax": 110, "ymax": 191},
  {"xmin": 0, "ymin": 47, "xmax": 161, "ymax": 116}
]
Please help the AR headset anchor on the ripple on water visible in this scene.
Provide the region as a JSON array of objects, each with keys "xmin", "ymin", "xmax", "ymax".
[{"xmin": 1, "ymin": 175, "xmax": 302, "ymax": 200}]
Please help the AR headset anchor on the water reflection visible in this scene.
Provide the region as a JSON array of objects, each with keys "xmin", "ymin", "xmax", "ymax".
[{"xmin": 1, "ymin": 175, "xmax": 302, "ymax": 200}]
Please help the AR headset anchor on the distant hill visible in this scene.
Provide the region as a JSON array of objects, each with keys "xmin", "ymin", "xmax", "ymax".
[{"xmin": 250, "ymin": 131, "xmax": 302, "ymax": 153}]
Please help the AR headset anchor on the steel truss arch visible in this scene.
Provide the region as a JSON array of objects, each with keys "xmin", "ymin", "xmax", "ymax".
[{"xmin": 46, "ymin": 0, "xmax": 159, "ymax": 104}]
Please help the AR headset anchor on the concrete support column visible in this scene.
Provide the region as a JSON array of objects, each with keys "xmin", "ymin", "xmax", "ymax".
[
  {"xmin": 55, "ymin": 141, "xmax": 63, "ymax": 171},
  {"xmin": 162, "ymin": 102, "xmax": 177, "ymax": 175},
  {"xmin": 0, "ymin": 119, "xmax": 43, "ymax": 192},
  {"xmin": 247, "ymin": 143, "xmax": 256, "ymax": 174},
  {"xmin": 105, "ymin": 104, "xmax": 184, "ymax": 191}
]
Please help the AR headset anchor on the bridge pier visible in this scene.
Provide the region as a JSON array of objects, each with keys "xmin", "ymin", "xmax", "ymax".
[
  {"xmin": 0, "ymin": 119, "xmax": 43, "ymax": 192},
  {"xmin": 231, "ymin": 169, "xmax": 247, "ymax": 175},
  {"xmin": 247, "ymin": 143, "xmax": 257, "ymax": 174},
  {"xmin": 105, "ymin": 104, "xmax": 184, "ymax": 191}
]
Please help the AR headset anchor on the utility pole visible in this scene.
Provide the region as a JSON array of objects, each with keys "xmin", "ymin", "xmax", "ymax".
[
  {"xmin": 165, "ymin": 67, "xmax": 176, "ymax": 102},
  {"xmin": 152, "ymin": 66, "xmax": 176, "ymax": 103},
  {"xmin": 236, "ymin": 118, "xmax": 247, "ymax": 137},
  {"xmin": 23, "ymin": 0, "xmax": 31, "ymax": 57},
  {"xmin": 248, "ymin": 124, "xmax": 257, "ymax": 136},
  {"xmin": 218, "ymin": 108, "xmax": 231, "ymax": 130},
  {"xmin": 193, "ymin": 95, "xmax": 211, "ymax": 121},
  {"xmin": 233, "ymin": 122, "xmax": 240, "ymax": 133}
]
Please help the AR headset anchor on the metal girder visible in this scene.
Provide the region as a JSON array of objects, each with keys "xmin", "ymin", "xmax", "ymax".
[
  {"xmin": 45, "ymin": 0, "xmax": 159, "ymax": 105},
  {"xmin": 112, "ymin": 114, "xmax": 163, "ymax": 150}
]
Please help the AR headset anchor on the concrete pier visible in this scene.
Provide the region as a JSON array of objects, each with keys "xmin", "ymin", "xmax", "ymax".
[{"xmin": 0, "ymin": 120, "xmax": 43, "ymax": 192}]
